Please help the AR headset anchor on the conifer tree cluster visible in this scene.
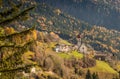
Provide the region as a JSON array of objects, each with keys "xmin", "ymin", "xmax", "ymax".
[
  {"xmin": 85, "ymin": 70, "xmax": 99, "ymax": 79},
  {"xmin": 0, "ymin": 0, "xmax": 36, "ymax": 78}
]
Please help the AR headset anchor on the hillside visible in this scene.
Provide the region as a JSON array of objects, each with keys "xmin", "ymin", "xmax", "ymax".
[
  {"xmin": 22, "ymin": 3, "xmax": 91, "ymax": 37},
  {"xmin": 21, "ymin": 3, "xmax": 120, "ymax": 59},
  {"xmin": 36, "ymin": 0, "xmax": 120, "ymax": 31},
  {"xmin": 85, "ymin": 60, "xmax": 118, "ymax": 79},
  {"xmin": 0, "ymin": 26, "xmax": 118, "ymax": 79},
  {"xmin": 1, "ymin": 0, "xmax": 120, "ymax": 79},
  {"xmin": 26, "ymin": 31, "xmax": 118, "ymax": 79}
]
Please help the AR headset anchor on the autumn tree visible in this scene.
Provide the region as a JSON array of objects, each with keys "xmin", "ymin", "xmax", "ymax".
[{"xmin": 0, "ymin": 0, "xmax": 36, "ymax": 79}]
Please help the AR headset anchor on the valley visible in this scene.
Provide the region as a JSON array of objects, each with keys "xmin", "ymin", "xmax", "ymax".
[{"xmin": 0, "ymin": 0, "xmax": 120, "ymax": 79}]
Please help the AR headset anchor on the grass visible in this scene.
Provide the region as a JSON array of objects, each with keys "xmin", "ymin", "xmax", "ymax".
[
  {"xmin": 48, "ymin": 42, "xmax": 57, "ymax": 48},
  {"xmin": 117, "ymin": 65, "xmax": 120, "ymax": 70},
  {"xmin": 45, "ymin": 39, "xmax": 71, "ymax": 48},
  {"xmin": 87, "ymin": 60, "xmax": 117, "ymax": 74},
  {"xmin": 71, "ymin": 51, "xmax": 83, "ymax": 58},
  {"xmin": 59, "ymin": 39, "xmax": 71, "ymax": 45},
  {"xmin": 58, "ymin": 53, "xmax": 70, "ymax": 59},
  {"xmin": 58, "ymin": 51, "xmax": 83, "ymax": 59}
]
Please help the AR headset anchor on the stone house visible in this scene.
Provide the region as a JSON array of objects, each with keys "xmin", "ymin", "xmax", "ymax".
[
  {"xmin": 77, "ymin": 43, "xmax": 95, "ymax": 55},
  {"xmin": 78, "ymin": 43, "xmax": 88, "ymax": 54}
]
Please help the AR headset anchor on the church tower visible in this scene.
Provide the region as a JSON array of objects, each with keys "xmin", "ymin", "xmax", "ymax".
[{"xmin": 76, "ymin": 33, "xmax": 83, "ymax": 49}]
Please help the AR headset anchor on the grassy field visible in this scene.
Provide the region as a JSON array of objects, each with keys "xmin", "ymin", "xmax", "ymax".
[
  {"xmin": 59, "ymin": 39, "xmax": 72, "ymax": 45},
  {"xmin": 116, "ymin": 65, "xmax": 120, "ymax": 71},
  {"xmin": 58, "ymin": 51, "xmax": 83, "ymax": 59},
  {"xmin": 88, "ymin": 60, "xmax": 117, "ymax": 74}
]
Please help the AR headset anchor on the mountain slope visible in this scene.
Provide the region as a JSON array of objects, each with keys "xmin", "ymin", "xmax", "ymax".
[
  {"xmin": 28, "ymin": 3, "xmax": 120, "ymax": 59},
  {"xmin": 24, "ymin": 3, "xmax": 92, "ymax": 38},
  {"xmin": 36, "ymin": 0, "xmax": 120, "ymax": 31},
  {"xmin": 31, "ymin": 31, "xmax": 118, "ymax": 79},
  {"xmin": 0, "ymin": 2, "xmax": 119, "ymax": 79}
]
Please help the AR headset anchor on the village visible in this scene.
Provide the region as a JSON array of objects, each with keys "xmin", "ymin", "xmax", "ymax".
[{"xmin": 54, "ymin": 33, "xmax": 117, "ymax": 62}]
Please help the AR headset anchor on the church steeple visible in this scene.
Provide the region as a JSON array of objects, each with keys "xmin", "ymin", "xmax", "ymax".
[{"xmin": 76, "ymin": 33, "xmax": 83, "ymax": 47}]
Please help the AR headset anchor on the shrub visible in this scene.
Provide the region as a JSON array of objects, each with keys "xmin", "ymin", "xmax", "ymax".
[{"xmin": 82, "ymin": 57, "xmax": 96, "ymax": 68}]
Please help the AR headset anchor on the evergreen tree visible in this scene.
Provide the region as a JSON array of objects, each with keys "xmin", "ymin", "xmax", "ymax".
[
  {"xmin": 92, "ymin": 72, "xmax": 99, "ymax": 79},
  {"xmin": 0, "ymin": 0, "xmax": 36, "ymax": 79},
  {"xmin": 119, "ymin": 71, "xmax": 120, "ymax": 79},
  {"xmin": 95, "ymin": 73, "xmax": 99, "ymax": 79},
  {"xmin": 0, "ymin": 0, "xmax": 35, "ymax": 26},
  {"xmin": 92, "ymin": 72, "xmax": 96, "ymax": 79},
  {"xmin": 85, "ymin": 69, "xmax": 92, "ymax": 79}
]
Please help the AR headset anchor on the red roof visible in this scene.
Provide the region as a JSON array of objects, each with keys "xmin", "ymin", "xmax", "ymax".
[{"xmin": 77, "ymin": 34, "xmax": 81, "ymax": 38}]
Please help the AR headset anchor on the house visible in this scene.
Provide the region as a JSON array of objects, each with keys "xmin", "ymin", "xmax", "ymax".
[
  {"xmin": 55, "ymin": 44, "xmax": 61, "ymax": 52},
  {"xmin": 94, "ymin": 53, "xmax": 107, "ymax": 61},
  {"xmin": 72, "ymin": 45, "xmax": 78, "ymax": 51},
  {"xmin": 54, "ymin": 43, "xmax": 94, "ymax": 55},
  {"xmin": 54, "ymin": 44, "xmax": 71, "ymax": 53},
  {"xmin": 94, "ymin": 52, "xmax": 112, "ymax": 61},
  {"xmin": 30, "ymin": 67, "xmax": 36, "ymax": 73}
]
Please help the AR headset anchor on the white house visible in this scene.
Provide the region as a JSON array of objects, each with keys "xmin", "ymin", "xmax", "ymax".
[
  {"xmin": 54, "ymin": 44, "xmax": 71, "ymax": 53},
  {"xmin": 54, "ymin": 44, "xmax": 61, "ymax": 52},
  {"xmin": 30, "ymin": 67, "xmax": 36, "ymax": 73}
]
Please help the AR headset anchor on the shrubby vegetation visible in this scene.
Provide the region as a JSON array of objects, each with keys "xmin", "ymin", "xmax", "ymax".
[{"xmin": 0, "ymin": 0, "xmax": 36, "ymax": 79}]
